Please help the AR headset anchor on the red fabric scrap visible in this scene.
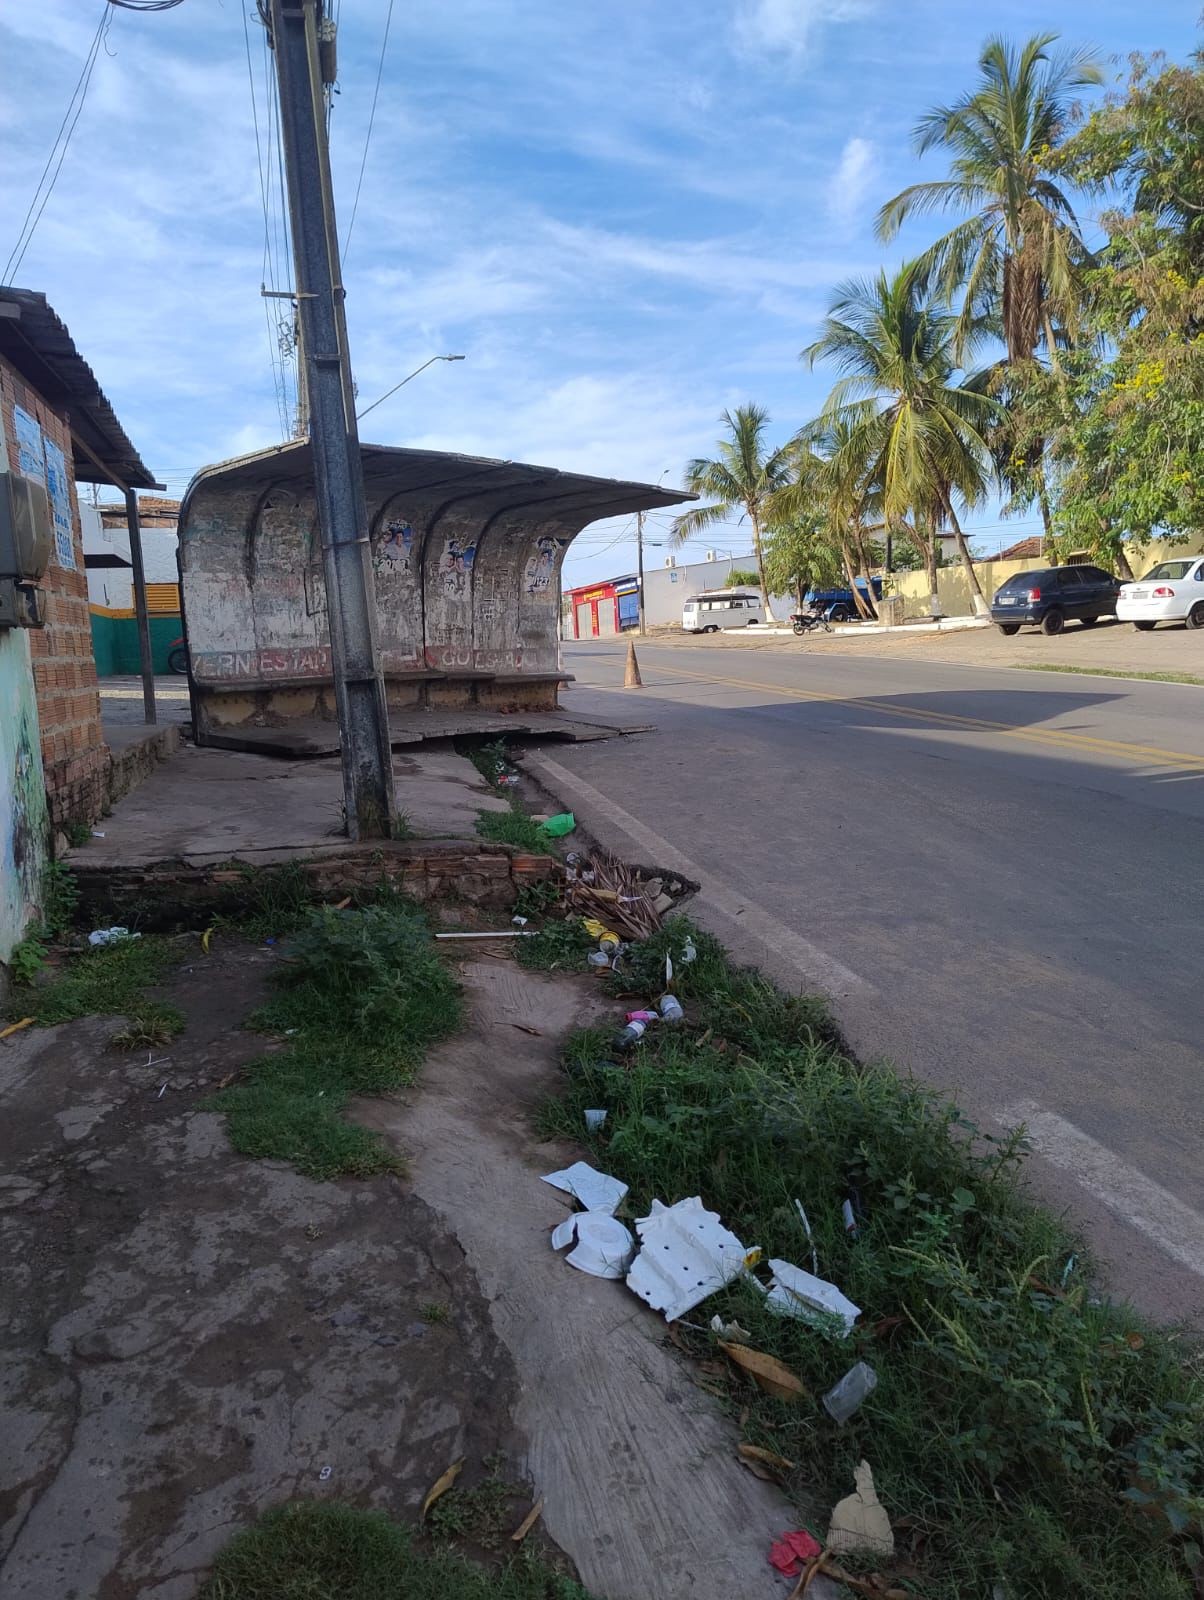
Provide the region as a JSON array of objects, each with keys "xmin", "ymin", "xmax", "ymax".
[{"xmin": 768, "ymin": 1530, "xmax": 823, "ymax": 1576}]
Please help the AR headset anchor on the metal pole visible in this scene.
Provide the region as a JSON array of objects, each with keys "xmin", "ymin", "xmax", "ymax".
[
  {"xmin": 636, "ymin": 509, "xmax": 646, "ymax": 635},
  {"xmin": 268, "ymin": 0, "xmax": 395, "ymax": 839},
  {"xmin": 124, "ymin": 489, "xmax": 156, "ymax": 725}
]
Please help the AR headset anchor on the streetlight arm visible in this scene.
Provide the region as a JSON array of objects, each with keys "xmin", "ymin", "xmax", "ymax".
[{"xmin": 356, "ymin": 354, "xmax": 465, "ymax": 422}]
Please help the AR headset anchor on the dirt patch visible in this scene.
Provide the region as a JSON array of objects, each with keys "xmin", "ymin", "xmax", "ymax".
[{"xmin": 0, "ymin": 942, "xmax": 522, "ymax": 1600}]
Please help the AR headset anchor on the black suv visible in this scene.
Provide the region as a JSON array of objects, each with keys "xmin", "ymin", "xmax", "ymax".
[{"xmin": 990, "ymin": 565, "xmax": 1121, "ymax": 636}]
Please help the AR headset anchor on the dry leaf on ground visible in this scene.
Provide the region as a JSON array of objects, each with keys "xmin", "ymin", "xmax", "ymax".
[
  {"xmin": 719, "ymin": 1341, "xmax": 808, "ymax": 1401},
  {"xmin": 421, "ymin": 1458, "xmax": 464, "ymax": 1518},
  {"xmin": 738, "ymin": 1442, "xmax": 796, "ymax": 1473},
  {"xmin": 510, "ymin": 1499, "xmax": 543, "ymax": 1543}
]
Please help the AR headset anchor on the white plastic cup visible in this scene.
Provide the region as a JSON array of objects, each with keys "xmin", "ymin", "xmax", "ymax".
[
  {"xmin": 822, "ymin": 1361, "xmax": 878, "ymax": 1424},
  {"xmin": 584, "ymin": 1109, "xmax": 608, "ymax": 1132}
]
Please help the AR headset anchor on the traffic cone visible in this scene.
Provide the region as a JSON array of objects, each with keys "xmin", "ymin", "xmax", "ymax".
[{"xmin": 624, "ymin": 636, "xmax": 643, "ymax": 687}]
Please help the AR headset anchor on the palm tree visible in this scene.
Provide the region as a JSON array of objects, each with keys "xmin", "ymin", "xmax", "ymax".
[
  {"xmin": 876, "ymin": 33, "xmax": 1103, "ymax": 541},
  {"xmin": 670, "ymin": 405, "xmax": 792, "ymax": 620},
  {"xmin": 876, "ymin": 32, "xmax": 1102, "ymax": 364},
  {"xmin": 803, "ymin": 263, "xmax": 1000, "ymax": 615},
  {"xmin": 773, "ymin": 427, "xmax": 884, "ymax": 620}
]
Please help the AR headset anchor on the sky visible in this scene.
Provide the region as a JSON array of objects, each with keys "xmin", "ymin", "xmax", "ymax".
[{"xmin": 1, "ymin": 0, "xmax": 1198, "ymax": 587}]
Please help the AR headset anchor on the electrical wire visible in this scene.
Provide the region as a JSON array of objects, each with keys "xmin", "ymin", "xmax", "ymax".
[
  {"xmin": 341, "ymin": 0, "xmax": 395, "ymax": 265},
  {"xmin": 106, "ymin": 0, "xmax": 186, "ymax": 9},
  {"xmin": 242, "ymin": 1, "xmax": 290, "ymax": 438},
  {"xmin": 2, "ymin": 4, "xmax": 111, "ymax": 285}
]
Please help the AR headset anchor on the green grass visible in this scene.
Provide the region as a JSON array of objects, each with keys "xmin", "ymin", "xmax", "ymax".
[
  {"xmin": 540, "ymin": 918, "xmax": 1204, "ymax": 1600},
  {"xmin": 1020, "ymin": 662, "xmax": 1204, "ymax": 686},
  {"xmin": 475, "ymin": 806, "xmax": 554, "ymax": 855},
  {"xmin": 8, "ymin": 934, "xmax": 178, "ymax": 1026},
  {"xmin": 208, "ymin": 902, "xmax": 462, "ymax": 1179},
  {"xmin": 516, "ymin": 917, "xmax": 595, "ymax": 972},
  {"xmin": 199, "ymin": 1501, "xmax": 591, "ymax": 1600}
]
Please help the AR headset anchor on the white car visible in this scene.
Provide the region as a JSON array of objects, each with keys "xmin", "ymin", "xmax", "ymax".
[{"xmin": 1116, "ymin": 557, "xmax": 1204, "ymax": 630}]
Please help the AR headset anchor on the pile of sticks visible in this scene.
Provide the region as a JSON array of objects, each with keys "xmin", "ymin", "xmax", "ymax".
[{"xmin": 565, "ymin": 851, "xmax": 662, "ymax": 941}]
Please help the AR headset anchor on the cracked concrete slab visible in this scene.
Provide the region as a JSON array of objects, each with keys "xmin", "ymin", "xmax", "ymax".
[
  {"xmin": 0, "ymin": 945, "xmax": 522, "ymax": 1600},
  {"xmin": 360, "ymin": 959, "xmax": 833, "ymax": 1600},
  {"xmin": 69, "ymin": 744, "xmax": 509, "ymax": 870}
]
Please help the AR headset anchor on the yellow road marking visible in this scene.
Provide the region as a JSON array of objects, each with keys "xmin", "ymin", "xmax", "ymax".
[{"xmin": 657, "ymin": 665, "xmax": 1204, "ymax": 772}]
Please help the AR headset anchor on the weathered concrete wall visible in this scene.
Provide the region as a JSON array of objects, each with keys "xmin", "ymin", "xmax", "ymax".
[
  {"xmin": 0, "ymin": 627, "xmax": 48, "ymax": 964},
  {"xmin": 178, "ymin": 444, "xmax": 686, "ymax": 737}
]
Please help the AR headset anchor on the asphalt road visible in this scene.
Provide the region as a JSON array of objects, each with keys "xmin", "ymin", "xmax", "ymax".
[{"xmin": 533, "ymin": 638, "xmax": 1204, "ymax": 1324}]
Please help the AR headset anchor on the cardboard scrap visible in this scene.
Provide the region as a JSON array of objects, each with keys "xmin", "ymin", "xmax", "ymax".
[{"xmin": 826, "ymin": 1460, "xmax": 894, "ymax": 1558}]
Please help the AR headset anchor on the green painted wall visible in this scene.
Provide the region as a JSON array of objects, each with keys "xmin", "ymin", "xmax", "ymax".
[{"xmin": 90, "ymin": 613, "xmax": 181, "ymax": 676}]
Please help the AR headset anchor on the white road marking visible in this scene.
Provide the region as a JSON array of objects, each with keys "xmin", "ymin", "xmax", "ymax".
[
  {"xmin": 1000, "ymin": 1101, "xmax": 1204, "ymax": 1280},
  {"xmin": 527, "ymin": 753, "xmax": 868, "ymax": 997}
]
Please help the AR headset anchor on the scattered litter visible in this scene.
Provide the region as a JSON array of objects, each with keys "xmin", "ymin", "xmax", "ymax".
[
  {"xmin": 664, "ymin": 952, "xmax": 673, "ymax": 985},
  {"xmin": 0, "ymin": 1017, "xmax": 34, "ymax": 1041},
  {"xmin": 422, "ymin": 1458, "xmax": 464, "ymax": 1518},
  {"xmin": 541, "ymin": 1160, "xmax": 627, "ymax": 1215},
  {"xmin": 719, "ymin": 1341, "xmax": 808, "ymax": 1401},
  {"xmin": 587, "ymin": 950, "xmax": 612, "ymax": 971},
  {"xmin": 739, "ymin": 1442, "xmax": 796, "ymax": 1478},
  {"xmin": 762, "ymin": 1259, "xmax": 861, "ymax": 1335},
  {"xmin": 584, "ymin": 1109, "xmax": 608, "ymax": 1132},
  {"xmin": 658, "ymin": 992, "xmax": 684, "ymax": 1025},
  {"xmin": 201, "ymin": 926, "xmax": 214, "ymax": 954},
  {"xmin": 550, "ymin": 1211, "xmax": 635, "ymax": 1279},
  {"xmin": 626, "ymin": 1197, "xmax": 754, "ymax": 1321},
  {"xmin": 826, "ymin": 1460, "xmax": 894, "ymax": 1557},
  {"xmin": 793, "ymin": 1199, "xmax": 819, "ymax": 1276},
  {"xmin": 156, "ymin": 1082, "xmax": 169, "ymax": 1099},
  {"xmin": 768, "ymin": 1529, "xmax": 823, "ymax": 1576},
  {"xmin": 540, "ymin": 812, "xmax": 576, "ymax": 837},
  {"xmin": 681, "ymin": 936, "xmax": 697, "ymax": 964},
  {"xmin": 509, "ymin": 1022, "xmax": 541, "ymax": 1036},
  {"xmin": 91, "ymin": 830, "xmax": 105, "ymax": 838},
  {"xmin": 613, "ymin": 1016, "xmax": 649, "ymax": 1050},
  {"xmin": 710, "ymin": 1314, "xmax": 752, "ymax": 1341},
  {"xmin": 842, "ymin": 1197, "xmax": 859, "ymax": 1240},
  {"xmin": 318, "ymin": 1465, "xmax": 332, "ymax": 1481},
  {"xmin": 510, "ymin": 1499, "xmax": 543, "ymax": 1543},
  {"xmin": 511, "ymin": 915, "xmax": 529, "ymax": 927},
  {"xmin": 88, "ymin": 927, "xmax": 140, "ymax": 947},
  {"xmin": 626, "ymin": 1009, "xmax": 659, "ymax": 1024},
  {"xmin": 566, "ymin": 850, "xmax": 663, "ymax": 939},
  {"xmin": 653, "ymin": 892, "xmax": 675, "ymax": 914},
  {"xmin": 434, "ymin": 930, "xmax": 536, "ymax": 940},
  {"xmin": 823, "ymin": 1361, "xmax": 878, "ymax": 1424},
  {"xmin": 1061, "ymin": 1253, "xmax": 1077, "ymax": 1287},
  {"xmin": 332, "ymin": 896, "xmax": 352, "ymax": 911}
]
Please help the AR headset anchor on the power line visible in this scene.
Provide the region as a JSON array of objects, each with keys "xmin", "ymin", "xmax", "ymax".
[
  {"xmin": 242, "ymin": 1, "xmax": 290, "ymax": 437},
  {"xmin": 2, "ymin": 4, "xmax": 111, "ymax": 285},
  {"xmin": 341, "ymin": 0, "xmax": 395, "ymax": 265}
]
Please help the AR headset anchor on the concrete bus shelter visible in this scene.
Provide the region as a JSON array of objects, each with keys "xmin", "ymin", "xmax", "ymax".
[{"xmin": 177, "ymin": 439, "xmax": 686, "ymax": 747}]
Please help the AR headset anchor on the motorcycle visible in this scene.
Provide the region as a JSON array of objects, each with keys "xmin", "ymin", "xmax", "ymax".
[
  {"xmin": 789, "ymin": 609, "xmax": 833, "ymax": 637},
  {"xmin": 167, "ymin": 636, "xmax": 188, "ymax": 675}
]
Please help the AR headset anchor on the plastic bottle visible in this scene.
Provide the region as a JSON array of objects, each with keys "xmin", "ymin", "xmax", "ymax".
[
  {"xmin": 587, "ymin": 950, "xmax": 612, "ymax": 971},
  {"xmin": 681, "ymin": 937, "xmax": 697, "ymax": 965},
  {"xmin": 822, "ymin": 1361, "xmax": 877, "ymax": 1424},
  {"xmin": 658, "ymin": 993, "xmax": 684, "ymax": 1025},
  {"xmin": 613, "ymin": 1018, "xmax": 648, "ymax": 1051}
]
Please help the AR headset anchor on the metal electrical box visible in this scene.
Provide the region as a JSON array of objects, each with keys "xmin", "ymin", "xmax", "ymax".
[{"xmin": 0, "ymin": 471, "xmax": 53, "ymax": 628}]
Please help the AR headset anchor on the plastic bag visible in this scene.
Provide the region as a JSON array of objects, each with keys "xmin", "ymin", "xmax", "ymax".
[{"xmin": 539, "ymin": 812, "xmax": 576, "ymax": 837}]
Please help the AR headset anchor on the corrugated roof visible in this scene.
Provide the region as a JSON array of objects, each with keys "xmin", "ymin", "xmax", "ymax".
[{"xmin": 0, "ymin": 289, "xmax": 157, "ymax": 490}]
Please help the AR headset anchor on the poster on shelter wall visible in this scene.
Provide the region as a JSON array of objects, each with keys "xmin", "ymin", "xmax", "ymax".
[
  {"xmin": 43, "ymin": 437, "xmax": 75, "ymax": 569},
  {"xmin": 12, "ymin": 406, "xmax": 44, "ymax": 483}
]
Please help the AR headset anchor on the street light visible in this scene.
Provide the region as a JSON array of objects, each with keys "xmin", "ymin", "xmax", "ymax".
[{"xmin": 356, "ymin": 354, "xmax": 466, "ymax": 422}]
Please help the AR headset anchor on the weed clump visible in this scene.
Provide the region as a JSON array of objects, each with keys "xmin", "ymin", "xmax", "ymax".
[
  {"xmin": 210, "ymin": 902, "xmax": 462, "ymax": 1179},
  {"xmin": 545, "ymin": 921, "xmax": 1204, "ymax": 1600}
]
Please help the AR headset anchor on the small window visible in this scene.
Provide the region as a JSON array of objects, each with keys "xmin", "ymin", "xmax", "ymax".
[
  {"xmin": 1057, "ymin": 568, "xmax": 1085, "ymax": 587},
  {"xmin": 1195, "ymin": 563, "xmax": 1204, "ymax": 582}
]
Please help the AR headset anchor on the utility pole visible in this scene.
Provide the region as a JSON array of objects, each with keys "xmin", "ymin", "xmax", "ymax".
[
  {"xmin": 267, "ymin": 0, "xmax": 395, "ymax": 838},
  {"xmin": 636, "ymin": 509, "xmax": 646, "ymax": 636}
]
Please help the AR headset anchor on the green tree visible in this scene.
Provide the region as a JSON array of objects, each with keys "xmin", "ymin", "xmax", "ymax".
[
  {"xmin": 762, "ymin": 514, "xmax": 842, "ymax": 607},
  {"xmin": 670, "ymin": 405, "xmax": 791, "ymax": 620},
  {"xmin": 877, "ymin": 33, "xmax": 1103, "ymax": 541},
  {"xmin": 723, "ymin": 568, "xmax": 760, "ymax": 589},
  {"xmin": 803, "ymin": 263, "xmax": 1000, "ymax": 615},
  {"xmin": 770, "ymin": 428, "xmax": 886, "ymax": 619},
  {"xmin": 1034, "ymin": 48, "xmax": 1204, "ymax": 574}
]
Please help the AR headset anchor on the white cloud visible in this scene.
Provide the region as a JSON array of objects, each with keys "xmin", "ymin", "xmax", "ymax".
[
  {"xmin": 826, "ymin": 136, "xmax": 877, "ymax": 225},
  {"xmin": 734, "ymin": 0, "xmax": 876, "ymax": 64}
]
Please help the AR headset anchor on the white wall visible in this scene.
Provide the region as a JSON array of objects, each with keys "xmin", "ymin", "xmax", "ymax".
[
  {"xmin": 82, "ymin": 504, "xmax": 180, "ymax": 609},
  {"xmin": 642, "ymin": 554, "xmax": 790, "ymax": 625}
]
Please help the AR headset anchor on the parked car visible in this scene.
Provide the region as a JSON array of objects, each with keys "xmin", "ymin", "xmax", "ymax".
[
  {"xmin": 682, "ymin": 589, "xmax": 765, "ymax": 632},
  {"xmin": 803, "ymin": 576, "xmax": 883, "ymax": 623},
  {"xmin": 990, "ymin": 565, "xmax": 1121, "ymax": 636},
  {"xmin": 1116, "ymin": 557, "xmax": 1204, "ymax": 630}
]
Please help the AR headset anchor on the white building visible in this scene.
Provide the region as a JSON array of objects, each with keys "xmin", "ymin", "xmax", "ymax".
[{"xmin": 641, "ymin": 552, "xmax": 791, "ymax": 626}]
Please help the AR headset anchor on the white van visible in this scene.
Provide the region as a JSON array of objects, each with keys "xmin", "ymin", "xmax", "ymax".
[{"xmin": 682, "ymin": 589, "xmax": 765, "ymax": 632}]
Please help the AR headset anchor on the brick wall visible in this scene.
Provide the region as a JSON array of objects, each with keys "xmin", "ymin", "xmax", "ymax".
[{"xmin": 0, "ymin": 352, "xmax": 107, "ymax": 830}]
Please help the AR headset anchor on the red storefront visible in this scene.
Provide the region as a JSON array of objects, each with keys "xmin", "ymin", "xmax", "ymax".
[{"xmin": 563, "ymin": 574, "xmax": 639, "ymax": 639}]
